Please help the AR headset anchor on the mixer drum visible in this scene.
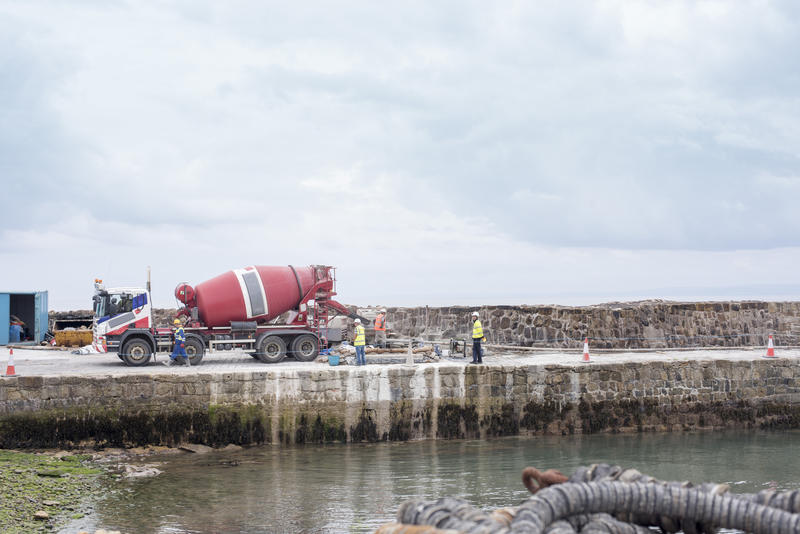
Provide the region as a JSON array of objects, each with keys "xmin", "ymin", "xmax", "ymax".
[{"xmin": 193, "ymin": 266, "xmax": 315, "ymax": 327}]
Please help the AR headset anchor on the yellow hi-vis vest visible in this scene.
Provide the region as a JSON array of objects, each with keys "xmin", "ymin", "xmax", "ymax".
[
  {"xmin": 174, "ymin": 326, "xmax": 185, "ymax": 342},
  {"xmin": 354, "ymin": 325, "xmax": 366, "ymax": 346},
  {"xmin": 472, "ymin": 319, "xmax": 484, "ymax": 339}
]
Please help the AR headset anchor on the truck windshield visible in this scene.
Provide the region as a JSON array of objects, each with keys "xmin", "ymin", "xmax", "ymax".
[
  {"xmin": 93, "ymin": 293, "xmax": 133, "ymax": 317},
  {"xmin": 93, "ymin": 294, "xmax": 108, "ymax": 318}
]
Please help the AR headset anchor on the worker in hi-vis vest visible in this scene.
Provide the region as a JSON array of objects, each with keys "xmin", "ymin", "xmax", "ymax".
[
  {"xmin": 353, "ymin": 318, "xmax": 367, "ymax": 366},
  {"xmin": 471, "ymin": 311, "xmax": 485, "ymax": 364},
  {"xmin": 165, "ymin": 318, "xmax": 190, "ymax": 366},
  {"xmin": 374, "ymin": 309, "xmax": 387, "ymax": 349}
]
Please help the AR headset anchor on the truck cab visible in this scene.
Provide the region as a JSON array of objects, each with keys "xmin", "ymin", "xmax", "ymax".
[
  {"xmin": 92, "ymin": 279, "xmax": 205, "ymax": 366},
  {"xmin": 93, "ymin": 280, "xmax": 152, "ymax": 352}
]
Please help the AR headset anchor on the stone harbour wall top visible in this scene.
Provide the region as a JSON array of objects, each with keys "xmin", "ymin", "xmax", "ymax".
[
  {"xmin": 49, "ymin": 301, "xmax": 800, "ymax": 349},
  {"xmin": 383, "ymin": 301, "xmax": 800, "ymax": 349}
]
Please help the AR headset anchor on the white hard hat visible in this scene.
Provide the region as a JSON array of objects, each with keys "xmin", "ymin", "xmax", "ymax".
[
  {"xmin": 354, "ymin": 318, "xmax": 361, "ymax": 324},
  {"xmin": 381, "ymin": 309, "xmax": 387, "ymax": 313},
  {"xmin": 471, "ymin": 311, "xmax": 479, "ymax": 317}
]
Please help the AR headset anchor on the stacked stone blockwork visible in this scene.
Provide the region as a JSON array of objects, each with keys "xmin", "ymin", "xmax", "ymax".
[
  {"xmin": 386, "ymin": 301, "xmax": 800, "ymax": 349},
  {"xmin": 1, "ymin": 358, "xmax": 800, "ymax": 448},
  {"xmin": 49, "ymin": 301, "xmax": 800, "ymax": 348}
]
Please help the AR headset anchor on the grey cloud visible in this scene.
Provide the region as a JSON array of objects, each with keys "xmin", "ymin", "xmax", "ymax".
[
  {"xmin": 0, "ymin": 28, "xmax": 83, "ymax": 230},
  {"xmin": 3, "ymin": 1, "xmax": 800, "ymax": 251}
]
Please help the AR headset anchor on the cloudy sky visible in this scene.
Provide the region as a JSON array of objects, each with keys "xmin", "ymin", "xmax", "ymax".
[{"xmin": 2, "ymin": 1, "xmax": 799, "ymax": 310}]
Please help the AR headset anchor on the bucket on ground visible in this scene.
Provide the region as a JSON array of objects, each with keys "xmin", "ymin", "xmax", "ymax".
[{"xmin": 328, "ymin": 354, "xmax": 340, "ymax": 366}]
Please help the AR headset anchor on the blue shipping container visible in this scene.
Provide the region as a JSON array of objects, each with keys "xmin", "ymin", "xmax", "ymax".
[{"xmin": 0, "ymin": 291, "xmax": 49, "ymax": 345}]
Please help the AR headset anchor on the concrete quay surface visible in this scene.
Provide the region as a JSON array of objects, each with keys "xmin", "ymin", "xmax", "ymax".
[{"xmin": 3, "ymin": 346, "xmax": 800, "ymax": 376}]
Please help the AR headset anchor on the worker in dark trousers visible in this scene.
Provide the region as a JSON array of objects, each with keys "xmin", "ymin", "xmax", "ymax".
[
  {"xmin": 470, "ymin": 311, "xmax": 485, "ymax": 364},
  {"xmin": 353, "ymin": 318, "xmax": 366, "ymax": 366},
  {"xmin": 374, "ymin": 309, "xmax": 387, "ymax": 349},
  {"xmin": 165, "ymin": 319, "xmax": 190, "ymax": 366}
]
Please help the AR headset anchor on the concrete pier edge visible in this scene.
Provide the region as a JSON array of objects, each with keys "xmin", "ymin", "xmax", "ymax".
[{"xmin": 2, "ymin": 355, "xmax": 800, "ymax": 448}]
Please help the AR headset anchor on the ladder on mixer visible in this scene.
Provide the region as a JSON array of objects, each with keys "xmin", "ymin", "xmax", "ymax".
[
  {"xmin": 311, "ymin": 267, "xmax": 337, "ymax": 351},
  {"xmin": 314, "ymin": 301, "xmax": 330, "ymax": 350}
]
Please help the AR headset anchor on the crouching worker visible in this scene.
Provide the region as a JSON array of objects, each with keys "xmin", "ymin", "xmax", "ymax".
[{"xmin": 165, "ymin": 318, "xmax": 190, "ymax": 366}]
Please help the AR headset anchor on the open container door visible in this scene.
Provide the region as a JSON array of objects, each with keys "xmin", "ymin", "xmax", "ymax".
[
  {"xmin": 0, "ymin": 294, "xmax": 8, "ymax": 345},
  {"xmin": 35, "ymin": 291, "xmax": 48, "ymax": 343}
]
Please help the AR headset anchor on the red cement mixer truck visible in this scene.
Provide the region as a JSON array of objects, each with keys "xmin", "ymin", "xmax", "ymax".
[{"xmin": 92, "ymin": 265, "xmax": 365, "ymax": 366}]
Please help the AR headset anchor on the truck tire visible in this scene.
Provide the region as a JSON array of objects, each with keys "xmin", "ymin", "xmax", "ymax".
[
  {"xmin": 121, "ymin": 338, "xmax": 152, "ymax": 367},
  {"xmin": 185, "ymin": 337, "xmax": 205, "ymax": 366},
  {"xmin": 291, "ymin": 334, "xmax": 319, "ymax": 362},
  {"xmin": 256, "ymin": 335, "xmax": 286, "ymax": 364}
]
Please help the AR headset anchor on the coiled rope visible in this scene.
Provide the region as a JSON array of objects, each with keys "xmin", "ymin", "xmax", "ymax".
[{"xmin": 376, "ymin": 463, "xmax": 800, "ymax": 534}]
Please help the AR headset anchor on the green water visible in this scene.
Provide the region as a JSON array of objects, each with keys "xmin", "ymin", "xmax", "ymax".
[{"xmin": 63, "ymin": 430, "xmax": 800, "ymax": 533}]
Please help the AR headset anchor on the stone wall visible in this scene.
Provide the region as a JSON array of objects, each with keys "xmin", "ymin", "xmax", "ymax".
[
  {"xmin": 384, "ymin": 301, "xmax": 800, "ymax": 349},
  {"xmin": 1, "ymin": 358, "xmax": 800, "ymax": 448},
  {"xmin": 50, "ymin": 300, "xmax": 800, "ymax": 349}
]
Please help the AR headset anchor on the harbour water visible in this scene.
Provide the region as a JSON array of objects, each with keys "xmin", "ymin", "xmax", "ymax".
[{"xmin": 64, "ymin": 430, "xmax": 800, "ymax": 533}]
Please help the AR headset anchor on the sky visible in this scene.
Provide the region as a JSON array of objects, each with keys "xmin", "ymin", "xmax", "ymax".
[{"xmin": 1, "ymin": 1, "xmax": 799, "ymax": 310}]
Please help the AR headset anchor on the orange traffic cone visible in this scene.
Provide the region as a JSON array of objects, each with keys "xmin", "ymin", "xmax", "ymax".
[
  {"xmin": 5, "ymin": 348, "xmax": 17, "ymax": 377},
  {"xmin": 764, "ymin": 335, "xmax": 776, "ymax": 358},
  {"xmin": 582, "ymin": 338, "xmax": 591, "ymax": 362}
]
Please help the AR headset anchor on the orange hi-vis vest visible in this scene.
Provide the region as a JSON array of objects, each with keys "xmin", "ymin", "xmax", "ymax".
[{"xmin": 375, "ymin": 314, "xmax": 386, "ymax": 331}]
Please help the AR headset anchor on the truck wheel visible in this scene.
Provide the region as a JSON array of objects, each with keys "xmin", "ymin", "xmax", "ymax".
[
  {"xmin": 185, "ymin": 337, "xmax": 205, "ymax": 366},
  {"xmin": 121, "ymin": 339, "xmax": 152, "ymax": 366},
  {"xmin": 256, "ymin": 335, "xmax": 286, "ymax": 364},
  {"xmin": 291, "ymin": 334, "xmax": 319, "ymax": 362}
]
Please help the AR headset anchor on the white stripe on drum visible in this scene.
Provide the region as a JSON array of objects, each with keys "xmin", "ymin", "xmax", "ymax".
[{"xmin": 233, "ymin": 268, "xmax": 253, "ymax": 318}]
